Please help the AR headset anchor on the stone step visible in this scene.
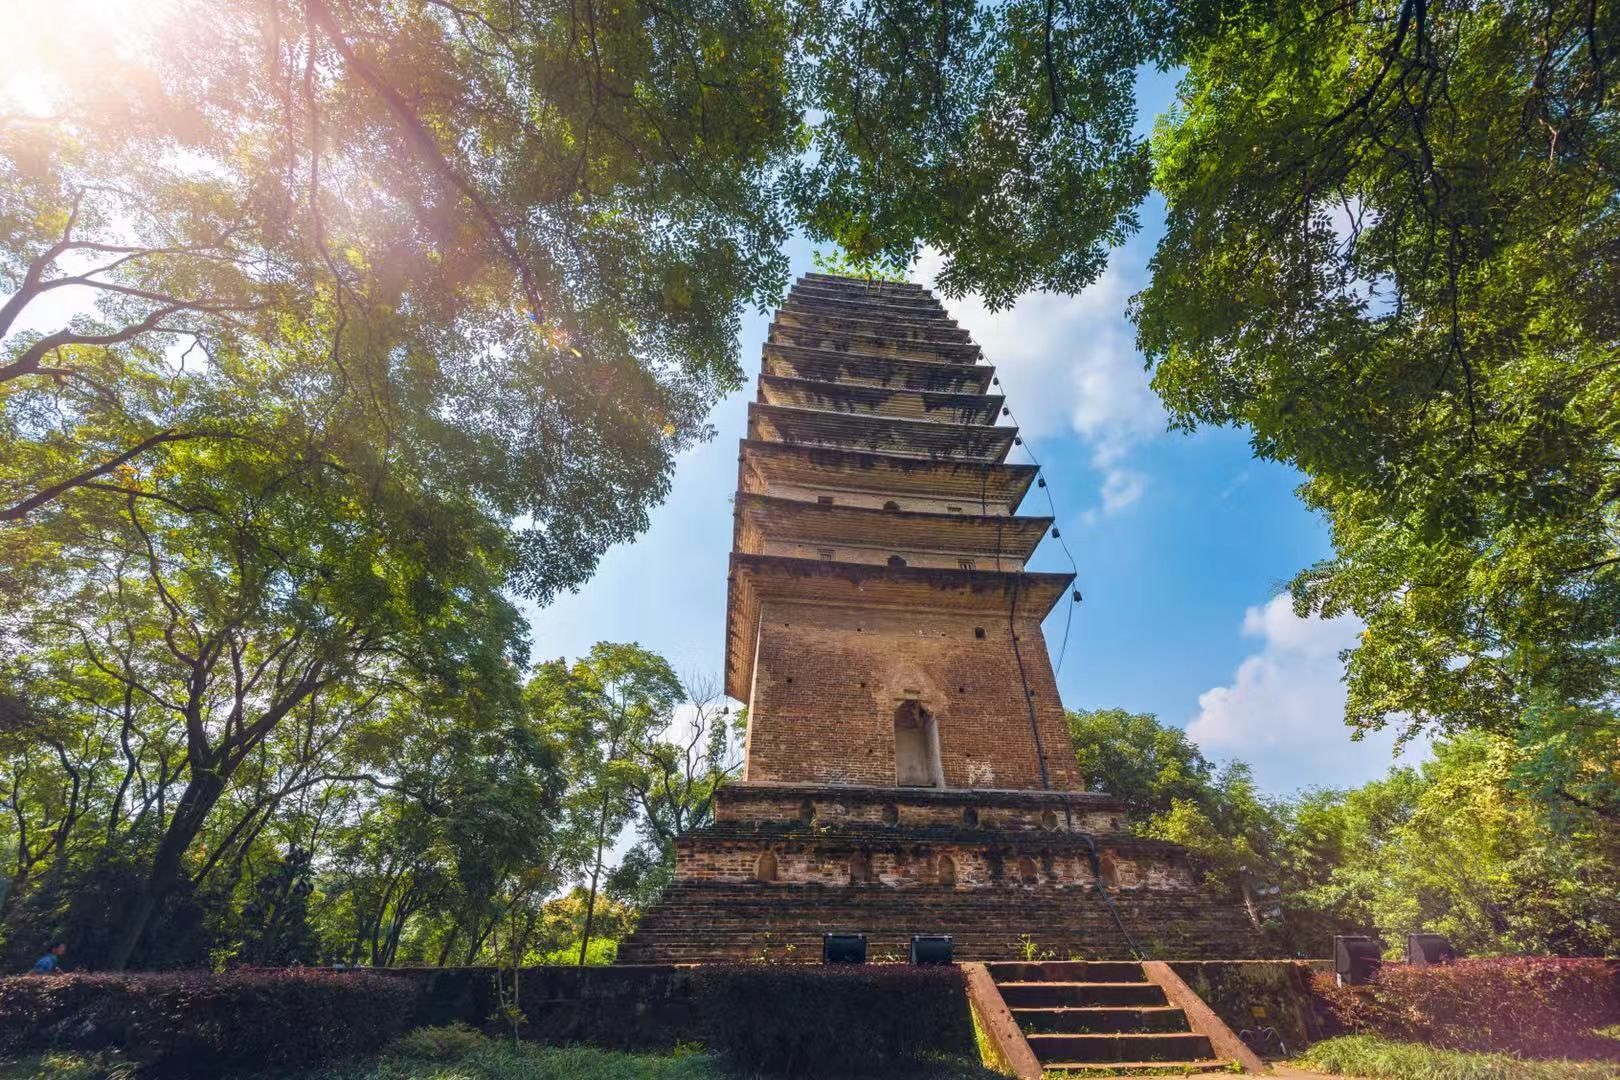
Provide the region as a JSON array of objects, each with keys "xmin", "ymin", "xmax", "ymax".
[
  {"xmin": 1012, "ymin": 1006, "xmax": 1190, "ymax": 1034},
  {"xmin": 986, "ymin": 960, "xmax": 1147, "ymax": 983},
  {"xmin": 1024, "ymin": 1031, "xmax": 1215, "ymax": 1064},
  {"xmin": 996, "ymin": 982, "xmax": 1168, "ymax": 1009},
  {"xmin": 1037, "ymin": 1060, "xmax": 1233, "ymax": 1075}
]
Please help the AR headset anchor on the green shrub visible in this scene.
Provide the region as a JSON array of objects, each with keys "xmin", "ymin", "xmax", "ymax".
[
  {"xmin": 0, "ymin": 970, "xmax": 416, "ymax": 1077},
  {"xmin": 1310, "ymin": 957, "xmax": 1620, "ymax": 1060},
  {"xmin": 1298, "ymin": 1035, "xmax": 1620, "ymax": 1080},
  {"xmin": 692, "ymin": 964, "xmax": 977, "ymax": 1078}
]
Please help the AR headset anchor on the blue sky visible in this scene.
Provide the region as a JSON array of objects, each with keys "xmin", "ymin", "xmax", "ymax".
[{"xmin": 521, "ymin": 69, "xmax": 1424, "ymax": 798}]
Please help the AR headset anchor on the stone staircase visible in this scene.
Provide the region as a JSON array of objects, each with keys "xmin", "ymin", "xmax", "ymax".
[{"xmin": 987, "ymin": 961, "xmax": 1235, "ymax": 1075}]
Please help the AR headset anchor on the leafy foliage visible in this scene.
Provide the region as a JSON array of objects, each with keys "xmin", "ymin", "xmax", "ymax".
[
  {"xmin": 1071, "ymin": 709, "xmax": 1620, "ymax": 957},
  {"xmin": 1310, "ymin": 958, "xmax": 1620, "ymax": 1060},
  {"xmin": 793, "ymin": 0, "xmax": 1161, "ymax": 307},
  {"xmin": 1135, "ymin": 0, "xmax": 1620, "ymax": 784}
]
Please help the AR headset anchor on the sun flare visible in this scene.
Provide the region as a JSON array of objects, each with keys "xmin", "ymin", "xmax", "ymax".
[{"xmin": 2, "ymin": 0, "xmax": 177, "ymax": 116}]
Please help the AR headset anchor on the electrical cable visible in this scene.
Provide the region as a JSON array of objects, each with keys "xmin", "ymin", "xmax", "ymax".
[
  {"xmin": 1079, "ymin": 831, "xmax": 1144, "ymax": 960},
  {"xmin": 989, "ymin": 370, "xmax": 1083, "ymax": 673},
  {"xmin": 1007, "ymin": 573, "xmax": 1051, "ymax": 790}
]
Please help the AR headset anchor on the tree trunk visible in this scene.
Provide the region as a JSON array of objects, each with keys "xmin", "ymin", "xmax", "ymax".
[
  {"xmin": 105, "ymin": 770, "xmax": 225, "ymax": 969},
  {"xmin": 1239, "ymin": 876, "xmax": 1264, "ymax": 932},
  {"xmin": 576, "ymin": 785, "xmax": 614, "ymax": 966}
]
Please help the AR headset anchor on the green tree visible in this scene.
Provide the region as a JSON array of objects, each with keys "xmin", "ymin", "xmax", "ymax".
[
  {"xmin": 793, "ymin": 0, "xmax": 1163, "ymax": 306},
  {"xmin": 527, "ymin": 643, "xmax": 683, "ymax": 966},
  {"xmin": 611, "ymin": 677, "xmax": 743, "ymax": 908},
  {"xmin": 1068, "ymin": 708, "xmax": 1283, "ymax": 932},
  {"xmin": 2, "ymin": 0, "xmax": 805, "ymax": 605},
  {"xmin": 1274, "ymin": 736, "xmax": 1620, "ymax": 957},
  {"xmin": 1, "ymin": 420, "xmax": 527, "ymax": 968},
  {"xmin": 1135, "ymin": 0, "xmax": 1620, "ymax": 771},
  {"xmin": 1069, "ymin": 707, "xmax": 1221, "ymax": 822}
]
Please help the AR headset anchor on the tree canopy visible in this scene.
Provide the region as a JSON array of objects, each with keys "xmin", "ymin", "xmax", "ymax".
[{"xmin": 1072, "ymin": 708, "xmax": 1620, "ymax": 958}]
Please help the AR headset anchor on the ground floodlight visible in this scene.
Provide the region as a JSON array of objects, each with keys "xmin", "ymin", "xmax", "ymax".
[
  {"xmin": 1334, "ymin": 935, "xmax": 1381, "ymax": 986},
  {"xmin": 823, "ymin": 932, "xmax": 867, "ymax": 964},
  {"xmin": 909, "ymin": 935, "xmax": 953, "ymax": 965},
  {"xmin": 1406, "ymin": 933, "xmax": 1458, "ymax": 966}
]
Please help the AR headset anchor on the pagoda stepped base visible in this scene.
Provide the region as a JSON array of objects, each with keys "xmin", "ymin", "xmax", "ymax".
[
  {"xmin": 618, "ymin": 784, "xmax": 1266, "ymax": 964},
  {"xmin": 616, "ymin": 879, "xmax": 1263, "ymax": 964}
]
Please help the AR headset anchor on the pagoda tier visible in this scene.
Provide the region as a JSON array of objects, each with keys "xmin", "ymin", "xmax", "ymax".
[
  {"xmin": 747, "ymin": 403, "xmax": 1016, "ymax": 462},
  {"xmin": 761, "ymin": 342, "xmax": 995, "ymax": 393},
  {"xmin": 734, "ymin": 493, "xmax": 1050, "ymax": 565},
  {"xmin": 723, "ymin": 554, "xmax": 1074, "ymax": 702},
  {"xmin": 758, "ymin": 374, "xmax": 1005, "ymax": 425}
]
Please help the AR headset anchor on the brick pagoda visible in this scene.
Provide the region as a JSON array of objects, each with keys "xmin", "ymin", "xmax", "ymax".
[{"xmin": 618, "ymin": 273, "xmax": 1260, "ymax": 963}]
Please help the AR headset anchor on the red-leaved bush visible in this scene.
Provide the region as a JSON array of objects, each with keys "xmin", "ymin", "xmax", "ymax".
[
  {"xmin": 1311, "ymin": 957, "xmax": 1620, "ymax": 1060},
  {"xmin": 0, "ymin": 968, "xmax": 416, "ymax": 1077}
]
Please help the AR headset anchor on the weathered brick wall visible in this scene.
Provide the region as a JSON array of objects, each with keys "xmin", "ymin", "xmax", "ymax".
[
  {"xmin": 713, "ymin": 784, "xmax": 1122, "ymax": 833},
  {"xmin": 673, "ymin": 834, "xmax": 1195, "ymax": 892},
  {"xmin": 744, "ymin": 599, "xmax": 1082, "ymax": 791}
]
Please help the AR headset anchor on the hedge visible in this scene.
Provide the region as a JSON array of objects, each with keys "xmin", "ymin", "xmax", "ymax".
[
  {"xmin": 0, "ymin": 969, "xmax": 416, "ymax": 1077},
  {"xmin": 1311, "ymin": 957, "xmax": 1620, "ymax": 1060},
  {"xmin": 380, "ymin": 964, "xmax": 698, "ymax": 1049},
  {"xmin": 692, "ymin": 964, "xmax": 977, "ymax": 1077}
]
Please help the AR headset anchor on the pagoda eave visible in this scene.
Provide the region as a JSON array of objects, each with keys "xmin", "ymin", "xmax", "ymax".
[
  {"xmin": 723, "ymin": 553, "xmax": 1074, "ymax": 699},
  {"xmin": 761, "ymin": 342, "xmax": 995, "ymax": 393},
  {"xmin": 748, "ymin": 402, "xmax": 1016, "ymax": 463},
  {"xmin": 757, "ymin": 374, "xmax": 1005, "ymax": 425},
  {"xmin": 733, "ymin": 491, "xmax": 1052, "ymax": 561},
  {"xmin": 736, "ymin": 440, "xmax": 1037, "ymax": 510}
]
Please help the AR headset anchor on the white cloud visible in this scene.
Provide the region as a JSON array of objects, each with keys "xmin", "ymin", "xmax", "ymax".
[
  {"xmin": 1186, "ymin": 595, "xmax": 1421, "ymax": 794},
  {"xmin": 913, "ymin": 250, "xmax": 1165, "ymax": 521}
]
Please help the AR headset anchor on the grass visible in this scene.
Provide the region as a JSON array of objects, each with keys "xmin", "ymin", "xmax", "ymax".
[
  {"xmin": 3, "ymin": 1025, "xmax": 1008, "ymax": 1079},
  {"xmin": 0, "ymin": 1052, "xmax": 136, "ymax": 1080},
  {"xmin": 1293, "ymin": 1035, "xmax": 1620, "ymax": 1080}
]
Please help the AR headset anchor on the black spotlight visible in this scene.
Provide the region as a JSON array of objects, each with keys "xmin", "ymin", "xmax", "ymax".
[
  {"xmin": 823, "ymin": 932, "xmax": 867, "ymax": 964},
  {"xmin": 1407, "ymin": 933, "xmax": 1458, "ymax": 966},
  {"xmin": 909, "ymin": 935, "xmax": 953, "ymax": 965},
  {"xmin": 1333, "ymin": 935, "xmax": 1382, "ymax": 986}
]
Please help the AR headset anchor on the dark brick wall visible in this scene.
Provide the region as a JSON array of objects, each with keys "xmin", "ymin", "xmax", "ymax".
[{"xmin": 618, "ymin": 877, "xmax": 1266, "ymax": 965}]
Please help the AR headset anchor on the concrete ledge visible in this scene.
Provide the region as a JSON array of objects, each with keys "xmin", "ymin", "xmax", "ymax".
[
  {"xmin": 1143, "ymin": 960, "xmax": 1267, "ymax": 1073},
  {"xmin": 961, "ymin": 962, "xmax": 1042, "ymax": 1079}
]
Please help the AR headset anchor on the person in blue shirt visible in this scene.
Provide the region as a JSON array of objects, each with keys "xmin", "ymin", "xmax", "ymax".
[{"xmin": 30, "ymin": 942, "xmax": 65, "ymax": 974}]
